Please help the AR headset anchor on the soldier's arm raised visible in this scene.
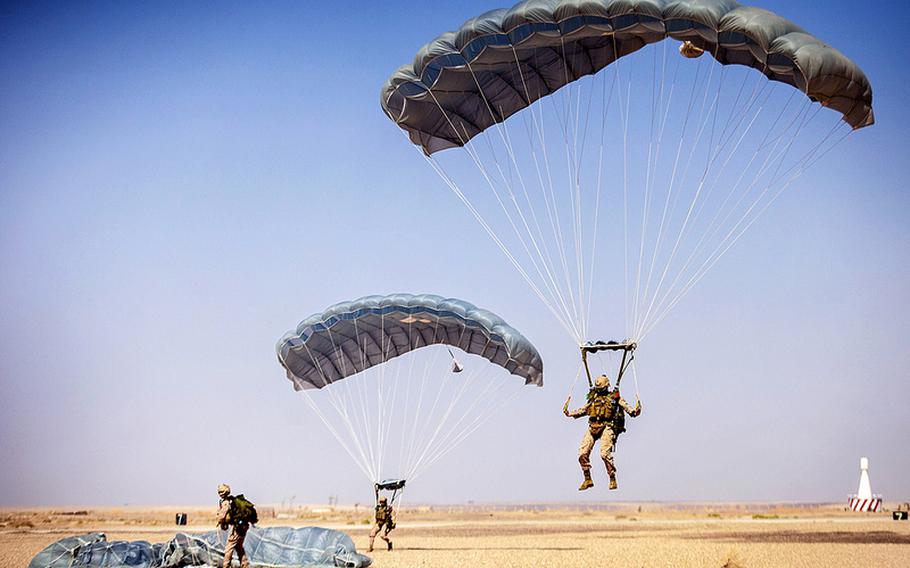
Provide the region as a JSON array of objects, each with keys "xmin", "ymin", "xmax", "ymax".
[
  {"xmin": 566, "ymin": 403, "xmax": 589, "ymax": 418},
  {"xmin": 619, "ymin": 396, "xmax": 641, "ymax": 417}
]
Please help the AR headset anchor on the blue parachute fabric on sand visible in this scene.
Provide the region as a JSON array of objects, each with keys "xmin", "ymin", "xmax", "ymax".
[{"xmin": 28, "ymin": 527, "xmax": 372, "ymax": 568}]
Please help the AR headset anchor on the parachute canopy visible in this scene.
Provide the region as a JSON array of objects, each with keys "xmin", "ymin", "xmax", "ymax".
[
  {"xmin": 277, "ymin": 293, "xmax": 543, "ymax": 390},
  {"xmin": 277, "ymin": 294, "xmax": 543, "ymax": 485},
  {"xmin": 381, "ymin": 0, "xmax": 873, "ymax": 155},
  {"xmin": 29, "ymin": 528, "xmax": 371, "ymax": 568}
]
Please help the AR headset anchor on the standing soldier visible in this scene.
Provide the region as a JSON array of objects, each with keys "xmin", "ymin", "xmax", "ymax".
[
  {"xmin": 216, "ymin": 483, "xmax": 252, "ymax": 568},
  {"xmin": 368, "ymin": 496, "xmax": 395, "ymax": 552},
  {"xmin": 564, "ymin": 374, "xmax": 641, "ymax": 490}
]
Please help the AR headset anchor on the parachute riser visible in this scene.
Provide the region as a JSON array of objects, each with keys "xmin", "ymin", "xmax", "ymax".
[
  {"xmin": 375, "ymin": 479, "xmax": 406, "ymax": 508},
  {"xmin": 580, "ymin": 340, "xmax": 637, "ymax": 389}
]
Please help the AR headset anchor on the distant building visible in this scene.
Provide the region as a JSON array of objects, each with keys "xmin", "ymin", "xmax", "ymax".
[{"xmin": 848, "ymin": 457, "xmax": 882, "ymax": 512}]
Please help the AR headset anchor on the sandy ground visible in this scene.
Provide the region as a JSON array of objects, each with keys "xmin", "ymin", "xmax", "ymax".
[{"xmin": 3, "ymin": 504, "xmax": 909, "ymax": 567}]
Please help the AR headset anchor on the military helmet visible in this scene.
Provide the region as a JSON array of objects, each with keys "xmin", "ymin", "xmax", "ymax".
[
  {"xmin": 217, "ymin": 483, "xmax": 231, "ymax": 497},
  {"xmin": 594, "ymin": 374, "xmax": 610, "ymax": 389},
  {"xmin": 379, "ymin": 496, "xmax": 387, "ymax": 503}
]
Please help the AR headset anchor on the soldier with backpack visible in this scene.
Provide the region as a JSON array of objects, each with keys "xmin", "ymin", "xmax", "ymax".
[
  {"xmin": 564, "ymin": 374, "xmax": 641, "ymax": 491},
  {"xmin": 216, "ymin": 483, "xmax": 258, "ymax": 568},
  {"xmin": 368, "ymin": 496, "xmax": 395, "ymax": 552}
]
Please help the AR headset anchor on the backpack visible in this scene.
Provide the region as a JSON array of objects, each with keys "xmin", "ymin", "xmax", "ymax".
[{"xmin": 230, "ymin": 494, "xmax": 258, "ymax": 525}]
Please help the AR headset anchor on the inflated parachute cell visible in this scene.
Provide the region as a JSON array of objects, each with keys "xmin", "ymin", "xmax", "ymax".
[
  {"xmin": 277, "ymin": 293, "xmax": 543, "ymax": 390},
  {"xmin": 380, "ymin": 0, "xmax": 874, "ymax": 155}
]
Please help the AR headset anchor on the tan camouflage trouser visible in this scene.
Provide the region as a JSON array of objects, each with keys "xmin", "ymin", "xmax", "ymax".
[
  {"xmin": 578, "ymin": 424, "xmax": 617, "ymax": 477},
  {"xmin": 223, "ymin": 525, "xmax": 249, "ymax": 568},
  {"xmin": 369, "ymin": 521, "xmax": 392, "ymax": 548}
]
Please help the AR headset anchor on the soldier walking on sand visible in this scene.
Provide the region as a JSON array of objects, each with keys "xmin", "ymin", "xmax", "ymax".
[
  {"xmin": 368, "ymin": 496, "xmax": 394, "ymax": 552},
  {"xmin": 217, "ymin": 483, "xmax": 249, "ymax": 568},
  {"xmin": 565, "ymin": 374, "xmax": 641, "ymax": 490}
]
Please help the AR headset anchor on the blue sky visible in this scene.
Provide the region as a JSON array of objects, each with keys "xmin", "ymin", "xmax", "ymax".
[{"xmin": 1, "ymin": 0, "xmax": 908, "ymax": 506}]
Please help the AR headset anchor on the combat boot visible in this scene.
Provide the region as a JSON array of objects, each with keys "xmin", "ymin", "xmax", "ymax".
[
  {"xmin": 578, "ymin": 470, "xmax": 594, "ymax": 491},
  {"xmin": 608, "ymin": 475, "xmax": 618, "ymax": 490},
  {"xmin": 387, "ymin": 540, "xmax": 393, "ymax": 551}
]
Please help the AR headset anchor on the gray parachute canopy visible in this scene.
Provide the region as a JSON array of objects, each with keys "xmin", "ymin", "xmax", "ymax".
[
  {"xmin": 277, "ymin": 293, "xmax": 543, "ymax": 390},
  {"xmin": 28, "ymin": 527, "xmax": 371, "ymax": 568},
  {"xmin": 381, "ymin": 0, "xmax": 874, "ymax": 155}
]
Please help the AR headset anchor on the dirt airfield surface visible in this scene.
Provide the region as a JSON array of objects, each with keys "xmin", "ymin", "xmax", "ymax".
[{"xmin": 3, "ymin": 504, "xmax": 909, "ymax": 568}]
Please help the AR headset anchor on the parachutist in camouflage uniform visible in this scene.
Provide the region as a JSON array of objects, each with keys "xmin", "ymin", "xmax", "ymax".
[
  {"xmin": 216, "ymin": 484, "xmax": 250, "ymax": 568},
  {"xmin": 368, "ymin": 496, "xmax": 394, "ymax": 552},
  {"xmin": 565, "ymin": 375, "xmax": 641, "ymax": 491}
]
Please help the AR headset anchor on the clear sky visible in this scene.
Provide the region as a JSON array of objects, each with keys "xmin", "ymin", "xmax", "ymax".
[{"xmin": 1, "ymin": 0, "xmax": 908, "ymax": 507}]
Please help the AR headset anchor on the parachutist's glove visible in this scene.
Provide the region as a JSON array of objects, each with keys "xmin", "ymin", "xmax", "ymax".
[{"xmin": 635, "ymin": 399, "xmax": 642, "ymax": 412}]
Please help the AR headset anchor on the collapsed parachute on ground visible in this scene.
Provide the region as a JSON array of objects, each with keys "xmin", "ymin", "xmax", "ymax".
[
  {"xmin": 277, "ymin": 293, "xmax": 543, "ymax": 389},
  {"xmin": 28, "ymin": 527, "xmax": 371, "ymax": 568}
]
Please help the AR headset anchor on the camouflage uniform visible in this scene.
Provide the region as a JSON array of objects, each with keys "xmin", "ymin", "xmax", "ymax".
[
  {"xmin": 368, "ymin": 501, "xmax": 394, "ymax": 551},
  {"xmin": 217, "ymin": 486, "xmax": 249, "ymax": 568},
  {"xmin": 568, "ymin": 386, "xmax": 640, "ymax": 489}
]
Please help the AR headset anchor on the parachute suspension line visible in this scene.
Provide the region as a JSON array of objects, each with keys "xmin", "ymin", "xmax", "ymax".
[
  {"xmin": 635, "ymin": 40, "xmax": 680, "ymax": 339},
  {"xmin": 368, "ymin": 317, "xmax": 389, "ymax": 482},
  {"xmin": 567, "ymin": 362, "xmax": 585, "ymax": 398},
  {"xmin": 299, "ymin": 388, "xmax": 373, "ymax": 482},
  {"xmin": 405, "ymin": 331, "xmax": 524, "ymax": 482},
  {"xmin": 632, "ymin": 62, "xmax": 774, "ymax": 338},
  {"xmin": 334, "ymin": 325, "xmax": 380, "ymax": 481},
  {"xmin": 420, "ymin": 151, "xmax": 577, "ymax": 340},
  {"xmin": 376, "ymin": 316, "xmax": 411, "ymax": 483},
  {"xmin": 401, "ymin": 315, "xmax": 469, "ymax": 480},
  {"xmin": 633, "ymin": 52, "xmax": 706, "ymax": 336},
  {"xmin": 432, "ymin": 80, "xmax": 585, "ymax": 339},
  {"xmin": 533, "ymin": 52, "xmax": 587, "ymax": 343},
  {"xmin": 558, "ymin": 36, "xmax": 589, "ymax": 339},
  {"xmin": 412, "ymin": 376, "xmax": 523, "ymax": 482},
  {"xmin": 414, "ymin": 103, "xmax": 581, "ymax": 343},
  {"xmin": 638, "ymin": 102, "xmax": 852, "ymax": 340},
  {"xmin": 400, "ymin": 313, "xmax": 433, "ymax": 478},
  {"xmin": 350, "ymin": 316, "xmax": 382, "ymax": 481},
  {"xmin": 299, "ymin": 342, "xmax": 376, "ymax": 481},
  {"xmin": 543, "ymin": 38, "xmax": 585, "ymax": 334},
  {"xmin": 584, "ymin": 62, "xmax": 620, "ymax": 330},
  {"xmin": 619, "ymin": 50, "xmax": 633, "ymax": 336},
  {"xmin": 630, "ymin": 360, "xmax": 641, "ymax": 400},
  {"xmin": 407, "ymin": 326, "xmax": 478, "ymax": 476},
  {"xmin": 327, "ymin": 324, "xmax": 380, "ymax": 481},
  {"xmin": 399, "ymin": 314, "xmax": 428, "ymax": 479},
  {"xmin": 512, "ymin": 46, "xmax": 580, "ymax": 340},
  {"xmin": 462, "ymin": 62, "xmax": 582, "ymax": 338},
  {"xmin": 405, "ymin": 342, "xmax": 490, "ymax": 480},
  {"xmin": 630, "ymin": 55, "xmax": 729, "ymax": 338},
  {"xmin": 575, "ymin": 42, "xmax": 601, "ymax": 339},
  {"xmin": 409, "ymin": 366, "xmax": 495, "ymax": 480},
  {"xmin": 633, "ymin": 68, "xmax": 767, "ymax": 337},
  {"xmin": 634, "ymin": 60, "xmax": 732, "ymax": 339},
  {"xmin": 415, "ymin": 383, "xmax": 522, "ymax": 482},
  {"xmin": 630, "ymin": 40, "xmax": 664, "ymax": 341}
]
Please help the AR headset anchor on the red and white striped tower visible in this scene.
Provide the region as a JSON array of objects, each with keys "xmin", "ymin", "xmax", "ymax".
[{"xmin": 848, "ymin": 457, "xmax": 882, "ymax": 512}]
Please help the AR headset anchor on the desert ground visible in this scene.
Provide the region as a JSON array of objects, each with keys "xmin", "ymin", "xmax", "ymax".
[{"xmin": 4, "ymin": 503, "xmax": 909, "ymax": 568}]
